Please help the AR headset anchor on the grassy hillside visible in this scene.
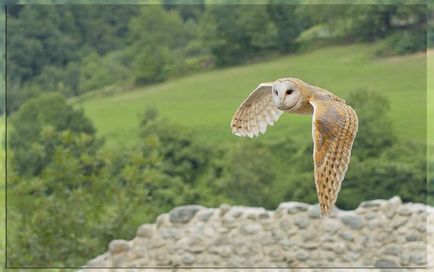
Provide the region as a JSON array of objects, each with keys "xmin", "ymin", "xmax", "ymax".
[
  {"xmin": 0, "ymin": 117, "xmax": 4, "ymax": 270},
  {"xmin": 78, "ymin": 44, "xmax": 427, "ymax": 147},
  {"xmin": 428, "ymin": 50, "xmax": 434, "ymax": 147}
]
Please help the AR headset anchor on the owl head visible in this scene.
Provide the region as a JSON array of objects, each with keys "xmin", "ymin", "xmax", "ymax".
[{"xmin": 271, "ymin": 78, "xmax": 311, "ymax": 112}]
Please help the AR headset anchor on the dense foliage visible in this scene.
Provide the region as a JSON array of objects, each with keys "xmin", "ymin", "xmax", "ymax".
[
  {"xmin": 7, "ymin": 90, "xmax": 428, "ymax": 266},
  {"xmin": 3, "ymin": 4, "xmax": 430, "ymax": 115}
]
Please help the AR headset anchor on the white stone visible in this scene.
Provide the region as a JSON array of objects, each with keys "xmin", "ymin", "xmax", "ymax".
[
  {"xmin": 84, "ymin": 198, "xmax": 433, "ymax": 269},
  {"xmin": 108, "ymin": 240, "xmax": 130, "ymax": 255}
]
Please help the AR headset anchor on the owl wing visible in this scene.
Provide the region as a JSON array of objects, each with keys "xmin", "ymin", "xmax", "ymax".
[
  {"xmin": 310, "ymin": 99, "xmax": 358, "ymax": 216},
  {"xmin": 231, "ymin": 82, "xmax": 282, "ymax": 138}
]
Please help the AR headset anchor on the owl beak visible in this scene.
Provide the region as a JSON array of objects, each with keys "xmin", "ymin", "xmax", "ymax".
[{"xmin": 276, "ymin": 102, "xmax": 286, "ymax": 110}]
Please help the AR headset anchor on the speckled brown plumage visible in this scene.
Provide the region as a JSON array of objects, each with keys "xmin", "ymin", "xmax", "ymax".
[{"xmin": 311, "ymin": 100, "xmax": 358, "ymax": 216}]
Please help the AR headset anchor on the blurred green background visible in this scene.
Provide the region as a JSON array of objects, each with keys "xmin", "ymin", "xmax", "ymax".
[{"xmin": 1, "ymin": 2, "xmax": 432, "ymax": 267}]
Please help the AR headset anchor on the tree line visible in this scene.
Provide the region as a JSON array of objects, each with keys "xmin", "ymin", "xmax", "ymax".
[{"xmin": 4, "ymin": 4, "xmax": 429, "ymax": 115}]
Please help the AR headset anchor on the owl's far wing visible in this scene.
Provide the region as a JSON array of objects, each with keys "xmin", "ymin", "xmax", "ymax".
[
  {"xmin": 231, "ymin": 82, "xmax": 282, "ymax": 138},
  {"xmin": 310, "ymin": 99, "xmax": 358, "ymax": 216}
]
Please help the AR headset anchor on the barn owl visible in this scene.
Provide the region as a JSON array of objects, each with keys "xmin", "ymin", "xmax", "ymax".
[{"xmin": 230, "ymin": 78, "xmax": 358, "ymax": 216}]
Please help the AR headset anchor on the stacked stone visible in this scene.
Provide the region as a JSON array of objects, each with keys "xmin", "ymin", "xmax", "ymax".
[{"xmin": 84, "ymin": 196, "xmax": 433, "ymax": 272}]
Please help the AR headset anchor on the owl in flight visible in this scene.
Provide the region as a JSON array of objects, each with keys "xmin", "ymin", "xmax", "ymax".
[{"xmin": 230, "ymin": 78, "xmax": 358, "ymax": 216}]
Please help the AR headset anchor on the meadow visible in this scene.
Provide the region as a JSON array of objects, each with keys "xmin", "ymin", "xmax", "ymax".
[
  {"xmin": 428, "ymin": 49, "xmax": 434, "ymax": 147},
  {"xmin": 78, "ymin": 44, "xmax": 429, "ymax": 148},
  {"xmin": 1, "ymin": 117, "xmax": 5, "ymax": 271}
]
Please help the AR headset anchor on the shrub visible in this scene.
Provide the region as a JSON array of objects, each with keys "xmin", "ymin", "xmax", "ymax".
[{"xmin": 376, "ymin": 29, "xmax": 427, "ymax": 56}]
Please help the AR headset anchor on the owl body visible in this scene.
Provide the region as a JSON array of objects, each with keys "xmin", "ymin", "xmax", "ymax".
[{"xmin": 230, "ymin": 78, "xmax": 358, "ymax": 216}]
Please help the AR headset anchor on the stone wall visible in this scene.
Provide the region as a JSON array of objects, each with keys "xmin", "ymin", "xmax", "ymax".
[{"xmin": 84, "ymin": 196, "xmax": 433, "ymax": 271}]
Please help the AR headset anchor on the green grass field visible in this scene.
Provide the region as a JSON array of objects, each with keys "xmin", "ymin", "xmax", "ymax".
[
  {"xmin": 428, "ymin": 50, "xmax": 434, "ymax": 147},
  {"xmin": 77, "ymin": 44, "xmax": 428, "ymax": 147},
  {"xmin": 0, "ymin": 117, "xmax": 5, "ymax": 270}
]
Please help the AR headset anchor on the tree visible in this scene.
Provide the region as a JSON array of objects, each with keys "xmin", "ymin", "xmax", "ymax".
[
  {"xmin": 346, "ymin": 89, "xmax": 396, "ymax": 159},
  {"xmin": 139, "ymin": 107, "xmax": 214, "ymax": 185},
  {"xmin": 8, "ymin": 93, "xmax": 98, "ymax": 176},
  {"xmin": 200, "ymin": 5, "xmax": 278, "ymax": 66},
  {"xmin": 216, "ymin": 140, "xmax": 279, "ymax": 209},
  {"xmin": 267, "ymin": 4, "xmax": 308, "ymax": 52},
  {"xmin": 7, "ymin": 101, "xmax": 191, "ymax": 266}
]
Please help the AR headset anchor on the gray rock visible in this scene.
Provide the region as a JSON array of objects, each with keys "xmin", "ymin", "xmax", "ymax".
[
  {"xmin": 307, "ymin": 204, "xmax": 321, "ymax": 219},
  {"xmin": 156, "ymin": 214, "xmax": 171, "ymax": 229},
  {"xmin": 295, "ymin": 249, "xmax": 309, "ymax": 261},
  {"xmin": 397, "ymin": 205, "xmax": 412, "ymax": 215},
  {"xmin": 410, "ymin": 251, "xmax": 427, "ymax": 265},
  {"xmin": 85, "ymin": 252, "xmax": 112, "ymax": 267},
  {"xmin": 240, "ymin": 223, "xmax": 262, "ymax": 235},
  {"xmin": 181, "ymin": 253, "xmax": 196, "ymax": 265},
  {"xmin": 382, "ymin": 244, "xmax": 400, "ymax": 256},
  {"xmin": 260, "ymin": 233, "xmax": 276, "ymax": 246},
  {"xmin": 279, "ymin": 218, "xmax": 291, "ymax": 231},
  {"xmin": 301, "ymin": 241, "xmax": 319, "ymax": 249},
  {"xmin": 323, "ymin": 218, "xmax": 340, "ymax": 233},
  {"xmin": 410, "ymin": 203, "xmax": 427, "ymax": 213},
  {"xmin": 340, "ymin": 214, "xmax": 364, "ymax": 229},
  {"xmin": 209, "ymin": 246, "xmax": 232, "ymax": 257},
  {"xmin": 186, "ymin": 235, "xmax": 208, "ymax": 253},
  {"xmin": 155, "ymin": 253, "xmax": 172, "ymax": 265},
  {"xmin": 338, "ymin": 231, "xmax": 354, "ymax": 241},
  {"xmin": 279, "ymin": 238, "xmax": 296, "ymax": 249},
  {"xmin": 229, "ymin": 209, "xmax": 243, "ymax": 218},
  {"xmin": 358, "ymin": 199, "xmax": 386, "ymax": 209},
  {"xmin": 268, "ymin": 249, "xmax": 285, "ymax": 261},
  {"xmin": 148, "ymin": 237, "xmax": 166, "ymax": 249},
  {"xmin": 197, "ymin": 210, "xmax": 214, "ymax": 222},
  {"xmin": 381, "ymin": 196, "xmax": 402, "ymax": 218},
  {"xmin": 259, "ymin": 212, "xmax": 271, "ymax": 219},
  {"xmin": 272, "ymin": 229, "xmax": 286, "ymax": 241},
  {"xmin": 417, "ymin": 223, "xmax": 426, "ymax": 232},
  {"xmin": 330, "ymin": 242, "xmax": 346, "ymax": 254},
  {"xmin": 294, "ymin": 215, "xmax": 310, "ymax": 229},
  {"xmin": 246, "ymin": 213, "xmax": 257, "ymax": 220},
  {"xmin": 169, "ymin": 205, "xmax": 203, "ymax": 224},
  {"xmin": 375, "ymin": 258, "xmax": 399, "ymax": 267},
  {"xmin": 368, "ymin": 219, "xmax": 385, "ymax": 230},
  {"xmin": 278, "ymin": 202, "xmax": 310, "ymax": 214},
  {"xmin": 364, "ymin": 211, "xmax": 378, "ymax": 220},
  {"xmin": 234, "ymin": 241, "xmax": 250, "ymax": 256},
  {"xmin": 109, "ymin": 240, "xmax": 130, "ymax": 255},
  {"xmin": 195, "ymin": 224, "xmax": 215, "ymax": 238},
  {"xmin": 112, "ymin": 253, "xmax": 128, "ymax": 266},
  {"xmin": 219, "ymin": 204, "xmax": 231, "ymax": 216},
  {"xmin": 222, "ymin": 213, "xmax": 237, "ymax": 226},
  {"xmin": 342, "ymin": 251, "xmax": 360, "ymax": 262},
  {"xmin": 159, "ymin": 227, "xmax": 179, "ymax": 240},
  {"xmin": 136, "ymin": 224, "xmax": 155, "ymax": 238},
  {"xmin": 392, "ymin": 215, "xmax": 409, "ymax": 229},
  {"xmin": 406, "ymin": 232, "xmax": 421, "ymax": 242},
  {"xmin": 400, "ymin": 251, "xmax": 411, "ymax": 266}
]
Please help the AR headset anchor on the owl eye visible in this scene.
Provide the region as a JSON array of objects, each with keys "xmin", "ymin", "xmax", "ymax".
[
  {"xmin": 274, "ymin": 90, "xmax": 278, "ymax": 95},
  {"xmin": 286, "ymin": 89, "xmax": 293, "ymax": 95}
]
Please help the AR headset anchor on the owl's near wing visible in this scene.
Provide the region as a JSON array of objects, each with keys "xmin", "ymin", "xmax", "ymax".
[
  {"xmin": 310, "ymin": 99, "xmax": 358, "ymax": 216},
  {"xmin": 231, "ymin": 83, "xmax": 282, "ymax": 138}
]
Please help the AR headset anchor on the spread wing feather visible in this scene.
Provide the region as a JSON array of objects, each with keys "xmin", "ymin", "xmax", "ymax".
[
  {"xmin": 231, "ymin": 83, "xmax": 282, "ymax": 138},
  {"xmin": 310, "ymin": 100, "xmax": 358, "ymax": 216}
]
